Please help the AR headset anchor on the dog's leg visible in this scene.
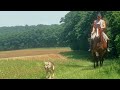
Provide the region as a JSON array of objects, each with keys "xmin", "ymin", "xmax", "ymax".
[
  {"xmin": 52, "ymin": 66, "xmax": 55, "ymax": 78},
  {"xmin": 46, "ymin": 69, "xmax": 49, "ymax": 79},
  {"xmin": 48, "ymin": 74, "xmax": 52, "ymax": 79},
  {"xmin": 52, "ymin": 73, "xmax": 54, "ymax": 79},
  {"xmin": 46, "ymin": 72, "xmax": 48, "ymax": 79}
]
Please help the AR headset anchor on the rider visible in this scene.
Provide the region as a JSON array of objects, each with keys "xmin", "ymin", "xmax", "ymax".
[{"xmin": 88, "ymin": 13, "xmax": 110, "ymax": 52}]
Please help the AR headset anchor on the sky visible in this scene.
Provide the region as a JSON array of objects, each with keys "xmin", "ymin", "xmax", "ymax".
[{"xmin": 0, "ymin": 11, "xmax": 70, "ymax": 27}]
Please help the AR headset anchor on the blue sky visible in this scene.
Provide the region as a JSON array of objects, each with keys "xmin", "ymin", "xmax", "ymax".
[{"xmin": 0, "ymin": 11, "xmax": 69, "ymax": 27}]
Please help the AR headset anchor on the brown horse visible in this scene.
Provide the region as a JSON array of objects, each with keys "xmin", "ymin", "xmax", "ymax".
[{"xmin": 91, "ymin": 27, "xmax": 107, "ymax": 68}]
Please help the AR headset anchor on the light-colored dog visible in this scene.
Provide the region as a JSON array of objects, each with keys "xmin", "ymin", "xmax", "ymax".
[{"xmin": 44, "ymin": 61, "xmax": 55, "ymax": 79}]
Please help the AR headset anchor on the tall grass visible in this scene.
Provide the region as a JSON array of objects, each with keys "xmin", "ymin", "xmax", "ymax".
[{"xmin": 0, "ymin": 48, "xmax": 120, "ymax": 79}]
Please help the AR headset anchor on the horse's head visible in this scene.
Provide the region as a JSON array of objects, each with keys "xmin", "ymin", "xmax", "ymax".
[{"xmin": 96, "ymin": 24, "xmax": 102, "ymax": 38}]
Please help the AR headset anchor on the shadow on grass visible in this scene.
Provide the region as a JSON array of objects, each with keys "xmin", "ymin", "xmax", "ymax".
[
  {"xmin": 59, "ymin": 50, "xmax": 92, "ymax": 61},
  {"xmin": 59, "ymin": 50, "xmax": 95, "ymax": 70},
  {"xmin": 64, "ymin": 64, "xmax": 94, "ymax": 71},
  {"xmin": 64, "ymin": 64, "xmax": 85, "ymax": 68}
]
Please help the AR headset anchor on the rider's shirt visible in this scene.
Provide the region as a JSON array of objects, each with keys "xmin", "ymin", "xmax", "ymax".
[{"xmin": 94, "ymin": 19, "xmax": 106, "ymax": 29}]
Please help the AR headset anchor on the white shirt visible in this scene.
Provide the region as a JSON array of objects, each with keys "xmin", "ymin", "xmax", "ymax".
[{"xmin": 94, "ymin": 19, "xmax": 105, "ymax": 29}]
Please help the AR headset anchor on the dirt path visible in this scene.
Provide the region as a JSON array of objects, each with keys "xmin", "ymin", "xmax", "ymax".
[
  {"xmin": 0, "ymin": 54, "xmax": 67, "ymax": 61},
  {"xmin": 0, "ymin": 48, "xmax": 71, "ymax": 60}
]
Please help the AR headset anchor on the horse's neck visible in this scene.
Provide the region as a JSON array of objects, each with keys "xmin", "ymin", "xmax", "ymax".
[{"xmin": 94, "ymin": 27, "xmax": 101, "ymax": 37}]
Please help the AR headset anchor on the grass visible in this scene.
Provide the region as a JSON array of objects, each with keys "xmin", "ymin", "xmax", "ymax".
[{"xmin": 0, "ymin": 47, "xmax": 120, "ymax": 79}]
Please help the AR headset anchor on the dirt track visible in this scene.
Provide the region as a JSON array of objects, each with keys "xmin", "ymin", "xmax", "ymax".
[{"xmin": 0, "ymin": 48, "xmax": 71, "ymax": 60}]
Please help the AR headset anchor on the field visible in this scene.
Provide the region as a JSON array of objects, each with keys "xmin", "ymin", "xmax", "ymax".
[{"xmin": 0, "ymin": 47, "xmax": 120, "ymax": 79}]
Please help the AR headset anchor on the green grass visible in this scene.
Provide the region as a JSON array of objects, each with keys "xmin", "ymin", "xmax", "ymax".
[
  {"xmin": 0, "ymin": 60, "xmax": 45, "ymax": 79},
  {"xmin": 0, "ymin": 48, "xmax": 120, "ymax": 79}
]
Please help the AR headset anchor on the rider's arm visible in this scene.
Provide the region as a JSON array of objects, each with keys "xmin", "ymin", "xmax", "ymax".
[
  {"xmin": 91, "ymin": 20, "xmax": 96, "ymax": 34},
  {"xmin": 101, "ymin": 20, "xmax": 106, "ymax": 32}
]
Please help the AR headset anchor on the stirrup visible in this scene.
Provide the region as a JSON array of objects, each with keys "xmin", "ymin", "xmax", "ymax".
[
  {"xmin": 88, "ymin": 49, "xmax": 91, "ymax": 51},
  {"xmin": 107, "ymin": 48, "xmax": 110, "ymax": 52}
]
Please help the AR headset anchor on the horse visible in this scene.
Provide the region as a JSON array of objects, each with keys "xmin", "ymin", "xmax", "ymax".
[{"xmin": 91, "ymin": 26, "xmax": 107, "ymax": 68}]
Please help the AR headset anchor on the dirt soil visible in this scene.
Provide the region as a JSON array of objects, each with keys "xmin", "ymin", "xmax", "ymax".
[{"xmin": 0, "ymin": 48, "xmax": 71, "ymax": 60}]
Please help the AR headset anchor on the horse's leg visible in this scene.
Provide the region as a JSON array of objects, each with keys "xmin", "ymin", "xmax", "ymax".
[
  {"xmin": 93, "ymin": 52, "xmax": 96, "ymax": 68},
  {"xmin": 94, "ymin": 56, "xmax": 99, "ymax": 67},
  {"xmin": 100, "ymin": 51, "xmax": 106, "ymax": 66},
  {"xmin": 100, "ymin": 61, "xmax": 102, "ymax": 66},
  {"xmin": 96, "ymin": 58, "xmax": 99, "ymax": 67},
  {"xmin": 101, "ymin": 51, "xmax": 106, "ymax": 66},
  {"xmin": 100, "ymin": 59, "xmax": 101, "ymax": 66},
  {"xmin": 95, "ymin": 52, "xmax": 99, "ymax": 67},
  {"xmin": 100, "ymin": 58, "xmax": 102, "ymax": 66},
  {"xmin": 100, "ymin": 58, "xmax": 103, "ymax": 67},
  {"xmin": 99, "ymin": 55, "xmax": 102, "ymax": 66},
  {"xmin": 101, "ymin": 57, "xmax": 104, "ymax": 66},
  {"xmin": 93, "ymin": 55, "xmax": 96, "ymax": 68},
  {"xmin": 94, "ymin": 60, "xmax": 96, "ymax": 68}
]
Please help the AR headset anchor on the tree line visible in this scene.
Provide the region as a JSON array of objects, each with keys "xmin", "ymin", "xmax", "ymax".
[{"xmin": 0, "ymin": 24, "xmax": 66, "ymax": 51}]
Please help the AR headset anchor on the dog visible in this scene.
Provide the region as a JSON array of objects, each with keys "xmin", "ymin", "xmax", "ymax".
[{"xmin": 44, "ymin": 61, "xmax": 55, "ymax": 79}]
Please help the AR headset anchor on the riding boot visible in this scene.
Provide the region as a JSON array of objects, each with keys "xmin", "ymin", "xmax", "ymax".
[
  {"xmin": 88, "ymin": 40, "xmax": 92, "ymax": 51},
  {"xmin": 107, "ymin": 40, "xmax": 110, "ymax": 52},
  {"xmin": 88, "ymin": 49, "xmax": 91, "ymax": 51}
]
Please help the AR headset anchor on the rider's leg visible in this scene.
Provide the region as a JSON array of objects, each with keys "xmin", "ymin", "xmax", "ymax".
[
  {"xmin": 102, "ymin": 32, "xmax": 110, "ymax": 52},
  {"xmin": 88, "ymin": 39, "xmax": 92, "ymax": 51},
  {"xmin": 107, "ymin": 40, "xmax": 110, "ymax": 52},
  {"xmin": 88, "ymin": 41, "xmax": 91, "ymax": 51}
]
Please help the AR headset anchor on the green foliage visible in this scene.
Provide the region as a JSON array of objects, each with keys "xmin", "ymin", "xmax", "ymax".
[
  {"xmin": 105, "ymin": 11, "xmax": 120, "ymax": 57},
  {"xmin": 0, "ymin": 24, "xmax": 65, "ymax": 51},
  {"xmin": 61, "ymin": 11, "xmax": 97, "ymax": 50},
  {"xmin": 61, "ymin": 11, "xmax": 120, "ymax": 57}
]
